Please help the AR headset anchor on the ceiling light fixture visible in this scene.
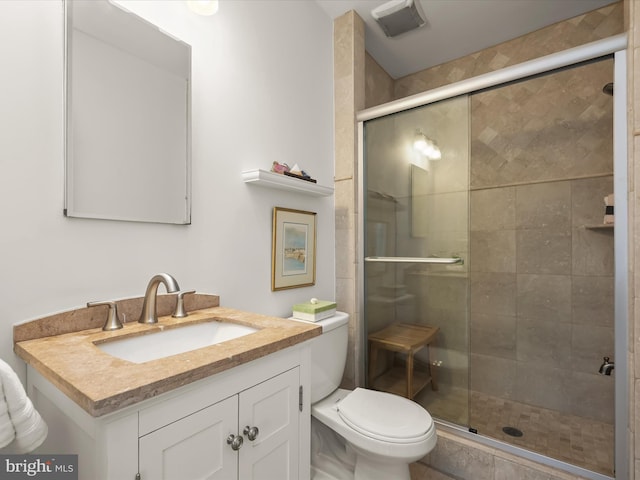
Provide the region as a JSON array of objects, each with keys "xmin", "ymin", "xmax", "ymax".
[{"xmin": 186, "ymin": 0, "xmax": 219, "ymax": 16}]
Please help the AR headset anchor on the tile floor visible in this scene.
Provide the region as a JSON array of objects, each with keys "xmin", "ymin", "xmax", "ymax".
[{"xmin": 415, "ymin": 388, "xmax": 614, "ymax": 477}]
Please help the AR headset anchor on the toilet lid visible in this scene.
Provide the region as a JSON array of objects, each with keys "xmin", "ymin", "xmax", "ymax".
[{"xmin": 337, "ymin": 388, "xmax": 433, "ymax": 443}]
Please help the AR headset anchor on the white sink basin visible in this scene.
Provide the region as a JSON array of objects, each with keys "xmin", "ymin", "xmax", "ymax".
[{"xmin": 96, "ymin": 321, "xmax": 259, "ymax": 364}]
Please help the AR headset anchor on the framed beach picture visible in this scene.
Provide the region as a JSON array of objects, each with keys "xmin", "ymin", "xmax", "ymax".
[{"xmin": 272, "ymin": 207, "xmax": 317, "ymax": 291}]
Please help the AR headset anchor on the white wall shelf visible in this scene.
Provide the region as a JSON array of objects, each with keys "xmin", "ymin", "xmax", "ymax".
[{"xmin": 242, "ymin": 169, "xmax": 334, "ymax": 197}]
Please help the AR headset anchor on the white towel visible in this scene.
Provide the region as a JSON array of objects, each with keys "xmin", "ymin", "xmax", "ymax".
[{"xmin": 0, "ymin": 360, "xmax": 47, "ymax": 453}]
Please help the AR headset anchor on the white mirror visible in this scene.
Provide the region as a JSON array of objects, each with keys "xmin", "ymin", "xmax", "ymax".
[{"xmin": 64, "ymin": 0, "xmax": 191, "ymax": 224}]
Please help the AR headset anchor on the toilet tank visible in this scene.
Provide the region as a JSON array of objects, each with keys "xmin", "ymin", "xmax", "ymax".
[{"xmin": 308, "ymin": 312, "xmax": 349, "ymax": 404}]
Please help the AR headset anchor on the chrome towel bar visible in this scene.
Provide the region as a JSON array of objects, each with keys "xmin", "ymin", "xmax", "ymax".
[{"xmin": 364, "ymin": 256, "xmax": 463, "ymax": 264}]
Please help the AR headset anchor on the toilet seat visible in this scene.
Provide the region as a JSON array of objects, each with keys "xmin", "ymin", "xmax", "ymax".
[{"xmin": 337, "ymin": 388, "xmax": 434, "ymax": 444}]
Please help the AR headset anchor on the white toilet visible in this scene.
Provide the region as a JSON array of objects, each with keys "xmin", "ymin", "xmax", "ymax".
[{"xmin": 303, "ymin": 312, "xmax": 437, "ymax": 480}]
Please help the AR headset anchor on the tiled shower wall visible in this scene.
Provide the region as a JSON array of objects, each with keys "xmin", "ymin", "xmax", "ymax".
[
  {"xmin": 468, "ymin": 60, "xmax": 615, "ymax": 423},
  {"xmin": 391, "ymin": 4, "xmax": 623, "ymax": 99}
]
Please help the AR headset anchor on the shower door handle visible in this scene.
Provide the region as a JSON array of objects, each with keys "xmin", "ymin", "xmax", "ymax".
[{"xmin": 364, "ymin": 256, "xmax": 463, "ymax": 264}]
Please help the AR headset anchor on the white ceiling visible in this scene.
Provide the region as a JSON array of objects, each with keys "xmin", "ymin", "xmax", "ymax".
[{"xmin": 314, "ymin": 0, "xmax": 618, "ymax": 79}]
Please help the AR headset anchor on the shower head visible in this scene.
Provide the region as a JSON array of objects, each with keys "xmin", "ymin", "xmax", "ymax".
[{"xmin": 602, "ymin": 83, "xmax": 614, "ymax": 96}]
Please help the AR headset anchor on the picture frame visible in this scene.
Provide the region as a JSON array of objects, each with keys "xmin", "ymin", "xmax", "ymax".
[{"xmin": 272, "ymin": 207, "xmax": 317, "ymax": 291}]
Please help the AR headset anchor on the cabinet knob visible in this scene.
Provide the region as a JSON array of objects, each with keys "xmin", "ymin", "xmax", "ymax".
[
  {"xmin": 243, "ymin": 425, "xmax": 259, "ymax": 441},
  {"xmin": 226, "ymin": 434, "xmax": 243, "ymax": 451}
]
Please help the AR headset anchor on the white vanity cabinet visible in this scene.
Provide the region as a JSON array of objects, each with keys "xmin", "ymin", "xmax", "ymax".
[
  {"xmin": 138, "ymin": 395, "xmax": 237, "ymax": 479},
  {"xmin": 26, "ymin": 343, "xmax": 311, "ymax": 480},
  {"xmin": 138, "ymin": 367, "xmax": 300, "ymax": 480}
]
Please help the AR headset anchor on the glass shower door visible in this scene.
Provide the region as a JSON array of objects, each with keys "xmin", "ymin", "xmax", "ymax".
[{"xmin": 363, "ymin": 95, "xmax": 471, "ymax": 427}]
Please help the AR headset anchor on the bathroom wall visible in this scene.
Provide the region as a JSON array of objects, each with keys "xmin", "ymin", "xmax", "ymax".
[
  {"xmin": 0, "ymin": 0, "xmax": 335, "ymax": 383},
  {"xmin": 365, "ymin": 52, "xmax": 394, "ymax": 108},
  {"xmin": 334, "ymin": 11, "xmax": 365, "ymax": 389}
]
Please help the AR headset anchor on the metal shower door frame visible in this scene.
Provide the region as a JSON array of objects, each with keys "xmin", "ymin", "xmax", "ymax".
[{"xmin": 357, "ymin": 34, "xmax": 628, "ymax": 480}]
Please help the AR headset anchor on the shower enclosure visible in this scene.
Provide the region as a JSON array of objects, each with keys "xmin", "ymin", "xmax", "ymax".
[{"xmin": 360, "ymin": 38, "xmax": 627, "ymax": 480}]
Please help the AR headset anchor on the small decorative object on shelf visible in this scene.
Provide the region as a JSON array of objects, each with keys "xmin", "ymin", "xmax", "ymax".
[
  {"xmin": 271, "ymin": 162, "xmax": 317, "ymax": 183},
  {"xmin": 284, "ymin": 171, "xmax": 316, "ymax": 183},
  {"xmin": 604, "ymin": 193, "xmax": 614, "ymax": 225},
  {"xmin": 271, "ymin": 161, "xmax": 290, "ymax": 174}
]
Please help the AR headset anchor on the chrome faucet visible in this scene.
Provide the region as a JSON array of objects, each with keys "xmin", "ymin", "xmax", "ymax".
[
  {"xmin": 138, "ymin": 273, "xmax": 180, "ymax": 324},
  {"xmin": 599, "ymin": 356, "xmax": 615, "ymax": 376},
  {"xmin": 87, "ymin": 300, "xmax": 124, "ymax": 331}
]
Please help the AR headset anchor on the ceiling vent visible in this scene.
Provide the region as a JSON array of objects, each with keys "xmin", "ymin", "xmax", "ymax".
[{"xmin": 371, "ymin": 0, "xmax": 426, "ymax": 38}]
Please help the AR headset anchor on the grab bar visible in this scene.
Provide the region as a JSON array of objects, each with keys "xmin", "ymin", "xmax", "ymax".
[{"xmin": 365, "ymin": 256, "xmax": 463, "ymax": 264}]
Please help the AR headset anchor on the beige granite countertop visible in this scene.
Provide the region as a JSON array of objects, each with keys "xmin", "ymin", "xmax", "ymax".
[{"xmin": 14, "ymin": 305, "xmax": 320, "ymax": 417}]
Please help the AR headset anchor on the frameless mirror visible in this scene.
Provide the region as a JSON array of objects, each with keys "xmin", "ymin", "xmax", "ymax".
[{"xmin": 64, "ymin": 0, "xmax": 191, "ymax": 224}]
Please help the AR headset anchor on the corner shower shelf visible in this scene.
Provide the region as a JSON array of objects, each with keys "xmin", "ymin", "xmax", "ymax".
[
  {"xmin": 242, "ymin": 169, "xmax": 334, "ymax": 197},
  {"xmin": 584, "ymin": 224, "xmax": 614, "ymax": 230}
]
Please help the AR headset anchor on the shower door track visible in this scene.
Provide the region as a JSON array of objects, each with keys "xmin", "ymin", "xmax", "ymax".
[
  {"xmin": 357, "ymin": 34, "xmax": 626, "ymax": 122},
  {"xmin": 356, "ymin": 33, "xmax": 628, "ymax": 480}
]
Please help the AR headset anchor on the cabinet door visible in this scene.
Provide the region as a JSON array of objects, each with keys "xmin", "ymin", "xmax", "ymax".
[
  {"xmin": 139, "ymin": 395, "xmax": 237, "ymax": 480},
  {"xmin": 239, "ymin": 367, "xmax": 300, "ymax": 480}
]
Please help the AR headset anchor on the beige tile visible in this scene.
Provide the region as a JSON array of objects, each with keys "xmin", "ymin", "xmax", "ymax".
[
  {"xmin": 494, "ymin": 457, "xmax": 553, "ymax": 480},
  {"xmin": 423, "ymin": 307, "xmax": 467, "ymax": 354},
  {"xmin": 470, "ymin": 187, "xmax": 516, "ymax": 231},
  {"xmin": 634, "ymin": 47, "xmax": 640, "ymax": 134},
  {"xmin": 517, "ymin": 274, "xmax": 571, "ymax": 323},
  {"xmin": 571, "ymin": 325, "xmax": 614, "ymax": 374},
  {"xmin": 365, "ymin": 52, "xmax": 394, "ymax": 109},
  {"xmin": 571, "ymin": 176, "xmax": 614, "ymax": 227},
  {"xmin": 421, "ymin": 274, "xmax": 469, "ymax": 313},
  {"xmin": 425, "ymin": 428, "xmax": 495, "ymax": 480},
  {"xmin": 516, "ymin": 229, "xmax": 572, "ymax": 275},
  {"xmin": 410, "ymin": 462, "xmax": 456, "ymax": 480},
  {"xmin": 470, "ymin": 312, "xmax": 516, "ymax": 359},
  {"xmin": 466, "ymin": 390, "xmax": 614, "ymax": 476},
  {"xmin": 572, "ymin": 275, "xmax": 614, "ymax": 326},
  {"xmin": 567, "ymin": 372, "xmax": 614, "ymax": 423},
  {"xmin": 515, "ymin": 362, "xmax": 571, "ymax": 413},
  {"xmin": 571, "ymin": 227, "xmax": 614, "ymax": 276},
  {"xmin": 517, "ymin": 317, "xmax": 572, "ymax": 367},
  {"xmin": 470, "ymin": 61, "xmax": 612, "ymax": 188},
  {"xmin": 394, "ymin": 3, "xmax": 621, "ymax": 100},
  {"xmin": 470, "ymin": 272, "xmax": 516, "ymax": 316},
  {"xmin": 470, "ymin": 353, "xmax": 516, "ymax": 399},
  {"xmin": 635, "ymin": 379, "xmax": 640, "ymax": 460},
  {"xmin": 516, "ymin": 182, "xmax": 571, "ymax": 230},
  {"xmin": 424, "ymin": 191, "xmax": 469, "ymax": 238},
  {"xmin": 470, "ymin": 230, "xmax": 516, "ymax": 273}
]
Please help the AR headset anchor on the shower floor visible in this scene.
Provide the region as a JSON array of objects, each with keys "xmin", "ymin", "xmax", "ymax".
[{"xmin": 415, "ymin": 388, "xmax": 614, "ymax": 476}]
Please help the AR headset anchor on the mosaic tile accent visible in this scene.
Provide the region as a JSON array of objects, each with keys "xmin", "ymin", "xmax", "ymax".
[
  {"xmin": 410, "ymin": 387, "xmax": 614, "ymax": 477},
  {"xmin": 470, "ymin": 60, "xmax": 613, "ymax": 189},
  {"xmin": 393, "ymin": 3, "xmax": 623, "ymax": 98},
  {"xmin": 469, "ymin": 391, "xmax": 614, "ymax": 476}
]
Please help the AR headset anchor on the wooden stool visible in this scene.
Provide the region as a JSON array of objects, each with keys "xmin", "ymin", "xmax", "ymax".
[{"xmin": 368, "ymin": 323, "xmax": 439, "ymax": 400}]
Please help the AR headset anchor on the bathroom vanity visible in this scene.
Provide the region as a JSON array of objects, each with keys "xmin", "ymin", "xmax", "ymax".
[{"xmin": 14, "ymin": 299, "xmax": 319, "ymax": 480}]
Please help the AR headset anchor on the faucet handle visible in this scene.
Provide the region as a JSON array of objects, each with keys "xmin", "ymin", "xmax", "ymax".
[
  {"xmin": 172, "ymin": 290, "xmax": 196, "ymax": 318},
  {"xmin": 87, "ymin": 300, "xmax": 124, "ymax": 331}
]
